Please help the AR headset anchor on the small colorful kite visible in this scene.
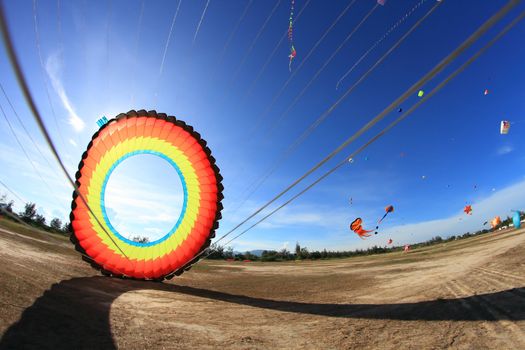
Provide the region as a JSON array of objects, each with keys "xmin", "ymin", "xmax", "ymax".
[
  {"xmin": 387, "ymin": 238, "xmax": 393, "ymax": 245},
  {"xmin": 500, "ymin": 120, "xmax": 510, "ymax": 134},
  {"xmin": 464, "ymin": 205, "xmax": 472, "ymax": 215},
  {"xmin": 491, "ymin": 216, "xmax": 501, "ymax": 229},
  {"xmin": 484, "ymin": 89, "xmax": 489, "ymax": 95},
  {"xmin": 288, "ymin": 0, "xmax": 296, "ymax": 72},
  {"xmin": 378, "ymin": 205, "xmax": 394, "ymax": 224},
  {"xmin": 288, "ymin": 45, "xmax": 297, "ymax": 71},
  {"xmin": 350, "ymin": 218, "xmax": 376, "ymax": 239},
  {"xmin": 418, "ymin": 90, "xmax": 424, "ymax": 97},
  {"xmin": 377, "ymin": 0, "xmax": 386, "ymax": 5}
]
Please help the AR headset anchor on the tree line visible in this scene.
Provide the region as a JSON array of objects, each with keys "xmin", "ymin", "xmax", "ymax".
[
  {"xmin": 208, "ymin": 215, "xmax": 523, "ymax": 262},
  {"xmin": 1, "ymin": 192, "xmax": 522, "ymax": 253},
  {"xmin": 0, "ymin": 194, "xmax": 72, "ymax": 235}
]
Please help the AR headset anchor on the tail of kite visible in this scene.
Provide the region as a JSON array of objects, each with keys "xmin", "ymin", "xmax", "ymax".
[{"xmin": 378, "ymin": 212, "xmax": 389, "ymax": 224}]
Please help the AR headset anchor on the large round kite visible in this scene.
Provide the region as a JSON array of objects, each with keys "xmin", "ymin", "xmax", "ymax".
[{"xmin": 70, "ymin": 110, "xmax": 223, "ymax": 280}]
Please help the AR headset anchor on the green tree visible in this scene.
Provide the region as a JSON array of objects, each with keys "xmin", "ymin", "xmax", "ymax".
[
  {"xmin": 224, "ymin": 247, "xmax": 234, "ymax": 259},
  {"xmin": 63, "ymin": 222, "xmax": 73, "ymax": 233},
  {"xmin": 208, "ymin": 244, "xmax": 224, "ymax": 259},
  {"xmin": 261, "ymin": 250, "xmax": 277, "ymax": 261},
  {"xmin": 131, "ymin": 236, "xmax": 149, "ymax": 243},
  {"xmin": 279, "ymin": 248, "xmax": 291, "ymax": 260},
  {"xmin": 34, "ymin": 214, "xmax": 46, "ymax": 226},
  {"xmin": 0, "ymin": 194, "xmax": 14, "ymax": 213},
  {"xmin": 295, "ymin": 242, "xmax": 301, "ymax": 258},
  {"xmin": 299, "ymin": 247, "xmax": 309, "ymax": 259},
  {"xmin": 243, "ymin": 251, "xmax": 258, "ymax": 261},
  {"xmin": 20, "ymin": 202, "xmax": 37, "ymax": 222},
  {"xmin": 50, "ymin": 218, "xmax": 63, "ymax": 231}
]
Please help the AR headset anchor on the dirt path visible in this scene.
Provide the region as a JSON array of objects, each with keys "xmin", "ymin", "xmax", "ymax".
[{"xmin": 0, "ymin": 221, "xmax": 524, "ymax": 349}]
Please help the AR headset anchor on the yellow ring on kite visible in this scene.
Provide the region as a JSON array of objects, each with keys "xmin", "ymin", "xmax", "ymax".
[{"xmin": 85, "ymin": 137, "xmax": 200, "ymax": 261}]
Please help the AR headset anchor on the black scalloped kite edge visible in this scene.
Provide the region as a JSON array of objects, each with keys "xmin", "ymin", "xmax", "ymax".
[{"xmin": 69, "ymin": 109, "xmax": 224, "ymax": 282}]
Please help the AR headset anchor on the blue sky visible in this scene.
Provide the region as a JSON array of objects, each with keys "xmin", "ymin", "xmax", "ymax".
[{"xmin": 0, "ymin": 0, "xmax": 524, "ymax": 252}]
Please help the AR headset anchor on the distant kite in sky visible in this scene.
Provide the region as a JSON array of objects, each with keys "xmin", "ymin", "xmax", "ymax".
[
  {"xmin": 377, "ymin": 0, "xmax": 386, "ymax": 5},
  {"xmin": 289, "ymin": 46, "xmax": 297, "ymax": 71},
  {"xmin": 484, "ymin": 89, "xmax": 489, "ymax": 95},
  {"xmin": 464, "ymin": 205, "xmax": 472, "ymax": 215},
  {"xmin": 350, "ymin": 218, "xmax": 376, "ymax": 239},
  {"xmin": 398, "ymin": 107, "xmax": 403, "ymax": 113},
  {"xmin": 500, "ymin": 120, "xmax": 510, "ymax": 134},
  {"xmin": 288, "ymin": 0, "xmax": 296, "ymax": 71},
  {"xmin": 378, "ymin": 205, "xmax": 394, "ymax": 224},
  {"xmin": 418, "ymin": 90, "xmax": 424, "ymax": 97},
  {"xmin": 387, "ymin": 238, "xmax": 393, "ymax": 245}
]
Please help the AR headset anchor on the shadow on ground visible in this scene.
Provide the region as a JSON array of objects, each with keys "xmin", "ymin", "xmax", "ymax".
[{"xmin": 1, "ymin": 276, "xmax": 524, "ymax": 349}]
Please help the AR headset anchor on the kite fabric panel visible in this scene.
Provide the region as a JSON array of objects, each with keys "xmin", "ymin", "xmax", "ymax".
[{"xmin": 70, "ymin": 110, "xmax": 224, "ymax": 281}]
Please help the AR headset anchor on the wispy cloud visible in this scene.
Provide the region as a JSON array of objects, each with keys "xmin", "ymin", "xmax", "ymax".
[
  {"xmin": 45, "ymin": 53, "xmax": 85, "ymax": 132},
  {"xmin": 68, "ymin": 139, "xmax": 77, "ymax": 147},
  {"xmin": 497, "ymin": 145, "xmax": 513, "ymax": 155}
]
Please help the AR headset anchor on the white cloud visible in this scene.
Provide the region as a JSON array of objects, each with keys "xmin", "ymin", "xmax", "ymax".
[
  {"xmin": 102, "ymin": 171, "xmax": 185, "ymax": 240},
  {"xmin": 143, "ymin": 227, "xmax": 164, "ymax": 234},
  {"xmin": 45, "ymin": 53, "xmax": 85, "ymax": 132},
  {"xmin": 497, "ymin": 145, "xmax": 513, "ymax": 155},
  {"xmin": 68, "ymin": 139, "xmax": 77, "ymax": 147}
]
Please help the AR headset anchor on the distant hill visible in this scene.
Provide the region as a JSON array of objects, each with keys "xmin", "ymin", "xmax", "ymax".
[{"xmin": 234, "ymin": 249, "xmax": 264, "ymax": 257}]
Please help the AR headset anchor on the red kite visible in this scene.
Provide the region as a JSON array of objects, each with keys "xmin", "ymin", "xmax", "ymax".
[{"xmin": 350, "ymin": 218, "xmax": 375, "ymax": 239}]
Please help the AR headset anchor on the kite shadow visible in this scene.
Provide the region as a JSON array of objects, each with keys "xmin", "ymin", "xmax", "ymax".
[{"xmin": 1, "ymin": 276, "xmax": 524, "ymax": 349}]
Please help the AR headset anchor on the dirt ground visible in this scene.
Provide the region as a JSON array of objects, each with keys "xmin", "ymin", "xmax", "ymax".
[{"xmin": 0, "ymin": 219, "xmax": 524, "ymax": 349}]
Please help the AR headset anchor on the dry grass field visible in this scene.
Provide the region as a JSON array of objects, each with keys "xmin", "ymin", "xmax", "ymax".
[{"xmin": 0, "ymin": 219, "xmax": 524, "ymax": 349}]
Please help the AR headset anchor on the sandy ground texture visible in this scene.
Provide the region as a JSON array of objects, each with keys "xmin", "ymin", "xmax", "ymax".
[{"xmin": 0, "ymin": 219, "xmax": 524, "ymax": 349}]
